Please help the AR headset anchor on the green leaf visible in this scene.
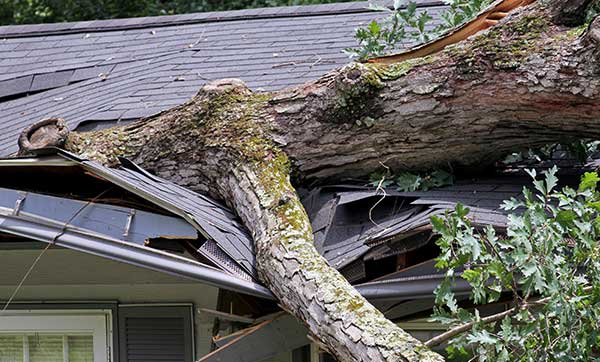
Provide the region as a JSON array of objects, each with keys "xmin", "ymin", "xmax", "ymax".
[
  {"xmin": 467, "ymin": 330, "xmax": 498, "ymax": 345},
  {"xmin": 461, "ymin": 235, "xmax": 481, "ymax": 260},
  {"xmin": 556, "ymin": 209, "xmax": 577, "ymax": 228},
  {"xmin": 587, "ymin": 201, "xmax": 600, "ymax": 212},
  {"xmin": 395, "ymin": 172, "xmax": 421, "ymax": 191},
  {"xmin": 579, "ymin": 172, "xmax": 600, "ymax": 192},
  {"xmin": 544, "ymin": 166, "xmax": 559, "ymax": 194},
  {"xmin": 368, "ymin": 169, "xmax": 394, "ymax": 187},
  {"xmin": 430, "ymin": 215, "xmax": 446, "ymax": 233},
  {"xmin": 533, "ymin": 179, "xmax": 546, "ymax": 196},
  {"xmin": 455, "ymin": 203, "xmax": 470, "ymax": 218},
  {"xmin": 367, "ymin": 20, "xmax": 381, "ymax": 35},
  {"xmin": 429, "ymin": 169, "xmax": 454, "ymax": 187},
  {"xmin": 501, "ymin": 197, "xmax": 523, "ymax": 210},
  {"xmin": 462, "ymin": 268, "xmax": 481, "ymax": 283}
]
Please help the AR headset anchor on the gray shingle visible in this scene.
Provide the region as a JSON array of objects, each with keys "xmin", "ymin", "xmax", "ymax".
[
  {"xmin": 0, "ymin": 75, "xmax": 33, "ymax": 98},
  {"xmin": 29, "ymin": 70, "xmax": 74, "ymax": 92},
  {"xmin": 70, "ymin": 64, "xmax": 115, "ymax": 82},
  {"xmin": 0, "ymin": 0, "xmax": 447, "ymax": 157}
]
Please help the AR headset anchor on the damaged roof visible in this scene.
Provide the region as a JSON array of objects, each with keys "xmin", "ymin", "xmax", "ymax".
[
  {"xmin": 302, "ymin": 178, "xmax": 528, "ymax": 281},
  {"xmin": 0, "ymin": 145, "xmax": 535, "ymax": 302},
  {"xmin": 0, "ymin": 0, "xmax": 447, "ymax": 156},
  {"xmin": 0, "ymin": 149, "xmax": 264, "ymax": 293},
  {"xmin": 0, "ymin": 0, "xmax": 550, "ymax": 306}
]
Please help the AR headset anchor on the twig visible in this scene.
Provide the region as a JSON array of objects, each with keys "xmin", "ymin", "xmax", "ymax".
[
  {"xmin": 425, "ymin": 307, "xmax": 517, "ymax": 348},
  {"xmin": 272, "ymin": 61, "xmax": 296, "ymax": 68},
  {"xmin": 368, "ymin": 162, "xmax": 390, "ymax": 227}
]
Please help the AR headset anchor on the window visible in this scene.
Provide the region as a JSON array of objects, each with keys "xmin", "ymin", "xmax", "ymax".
[{"xmin": 0, "ymin": 311, "xmax": 110, "ymax": 362}]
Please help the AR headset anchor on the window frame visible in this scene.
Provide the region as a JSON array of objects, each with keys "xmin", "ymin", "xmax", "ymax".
[{"xmin": 0, "ymin": 309, "xmax": 113, "ymax": 362}]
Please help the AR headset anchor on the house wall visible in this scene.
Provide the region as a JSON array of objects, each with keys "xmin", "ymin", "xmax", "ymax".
[{"xmin": 0, "ymin": 247, "xmax": 222, "ymax": 359}]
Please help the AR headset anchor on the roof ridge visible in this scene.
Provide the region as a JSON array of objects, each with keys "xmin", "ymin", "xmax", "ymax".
[{"xmin": 0, "ymin": 0, "xmax": 445, "ymax": 38}]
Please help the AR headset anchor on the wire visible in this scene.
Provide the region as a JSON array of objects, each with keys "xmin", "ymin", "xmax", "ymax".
[
  {"xmin": 1, "ymin": 187, "xmax": 113, "ymax": 312},
  {"xmin": 1, "ymin": 242, "xmax": 52, "ymax": 312},
  {"xmin": 369, "ymin": 161, "xmax": 390, "ymax": 228}
]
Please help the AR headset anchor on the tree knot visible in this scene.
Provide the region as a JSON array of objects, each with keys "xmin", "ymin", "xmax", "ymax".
[
  {"xmin": 18, "ymin": 118, "xmax": 69, "ymax": 155},
  {"xmin": 198, "ymin": 78, "xmax": 251, "ymax": 98}
]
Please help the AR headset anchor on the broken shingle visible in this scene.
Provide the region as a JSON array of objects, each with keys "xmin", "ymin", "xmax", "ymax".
[{"xmin": 30, "ymin": 70, "xmax": 74, "ymax": 92}]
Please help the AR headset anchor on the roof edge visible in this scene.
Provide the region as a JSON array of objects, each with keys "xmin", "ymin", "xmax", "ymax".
[{"xmin": 0, "ymin": 0, "xmax": 445, "ymax": 38}]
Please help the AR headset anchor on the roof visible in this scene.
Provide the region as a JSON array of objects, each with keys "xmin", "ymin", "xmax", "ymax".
[
  {"xmin": 0, "ymin": 0, "xmax": 553, "ymax": 306},
  {"xmin": 302, "ymin": 178, "xmax": 527, "ymax": 279},
  {"xmin": 0, "ymin": 150, "xmax": 260, "ymax": 284},
  {"xmin": 0, "ymin": 179, "xmax": 273, "ymax": 299},
  {"xmin": 0, "ymin": 0, "xmax": 448, "ymax": 157},
  {"xmin": 0, "ymin": 146, "xmax": 535, "ymax": 302}
]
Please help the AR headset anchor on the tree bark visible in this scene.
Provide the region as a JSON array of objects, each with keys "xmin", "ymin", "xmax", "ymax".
[{"xmin": 43, "ymin": 0, "xmax": 600, "ymax": 360}]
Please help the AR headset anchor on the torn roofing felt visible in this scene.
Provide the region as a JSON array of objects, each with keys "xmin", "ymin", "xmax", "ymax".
[
  {"xmin": 0, "ymin": 149, "xmax": 257, "ymax": 282},
  {"xmin": 0, "ymin": 0, "xmax": 449, "ymax": 157}
]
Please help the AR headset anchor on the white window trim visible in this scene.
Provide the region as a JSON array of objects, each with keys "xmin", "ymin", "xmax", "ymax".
[{"xmin": 0, "ymin": 310, "xmax": 112, "ymax": 362}]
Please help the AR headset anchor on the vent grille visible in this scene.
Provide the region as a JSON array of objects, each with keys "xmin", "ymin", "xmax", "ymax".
[
  {"xmin": 341, "ymin": 259, "xmax": 366, "ymax": 283},
  {"xmin": 199, "ymin": 239, "xmax": 254, "ymax": 281},
  {"xmin": 123, "ymin": 317, "xmax": 185, "ymax": 362}
]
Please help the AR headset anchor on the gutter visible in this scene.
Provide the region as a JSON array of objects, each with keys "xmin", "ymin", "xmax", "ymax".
[
  {"xmin": 0, "ymin": 208, "xmax": 275, "ymax": 300},
  {"xmin": 0, "ymin": 153, "xmax": 463, "ymax": 303},
  {"xmin": 355, "ymin": 274, "xmax": 471, "ymax": 301},
  {"xmin": 0, "ymin": 201, "xmax": 462, "ymax": 302}
]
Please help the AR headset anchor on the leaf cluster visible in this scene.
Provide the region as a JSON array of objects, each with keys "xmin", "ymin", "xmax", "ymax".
[
  {"xmin": 431, "ymin": 167, "xmax": 600, "ymax": 361},
  {"xmin": 368, "ymin": 168, "xmax": 454, "ymax": 191},
  {"xmin": 346, "ymin": 0, "xmax": 493, "ymax": 60},
  {"xmin": 502, "ymin": 141, "xmax": 600, "ymax": 166}
]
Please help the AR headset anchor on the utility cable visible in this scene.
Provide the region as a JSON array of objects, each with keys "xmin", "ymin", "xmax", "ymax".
[{"xmin": 1, "ymin": 187, "xmax": 112, "ymax": 312}]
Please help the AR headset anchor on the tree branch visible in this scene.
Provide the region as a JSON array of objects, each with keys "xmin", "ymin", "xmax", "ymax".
[
  {"xmin": 424, "ymin": 286, "xmax": 593, "ymax": 348},
  {"xmin": 425, "ymin": 307, "xmax": 518, "ymax": 348}
]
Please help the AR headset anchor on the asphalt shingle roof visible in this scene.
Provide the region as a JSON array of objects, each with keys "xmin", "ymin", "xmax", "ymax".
[{"xmin": 0, "ymin": 0, "xmax": 446, "ymax": 157}]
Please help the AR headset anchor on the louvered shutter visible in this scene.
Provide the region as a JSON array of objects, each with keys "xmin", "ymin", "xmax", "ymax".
[{"xmin": 118, "ymin": 306, "xmax": 193, "ymax": 362}]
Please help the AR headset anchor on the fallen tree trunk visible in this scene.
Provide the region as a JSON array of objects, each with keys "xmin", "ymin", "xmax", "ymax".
[{"xmin": 24, "ymin": 0, "xmax": 600, "ymax": 360}]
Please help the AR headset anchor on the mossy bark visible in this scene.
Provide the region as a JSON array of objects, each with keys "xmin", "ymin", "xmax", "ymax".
[{"xmin": 60, "ymin": 2, "xmax": 600, "ymax": 361}]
